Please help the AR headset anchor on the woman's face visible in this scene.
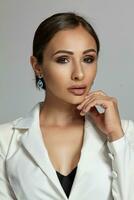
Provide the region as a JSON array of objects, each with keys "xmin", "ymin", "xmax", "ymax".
[{"xmin": 37, "ymin": 25, "xmax": 98, "ymax": 104}]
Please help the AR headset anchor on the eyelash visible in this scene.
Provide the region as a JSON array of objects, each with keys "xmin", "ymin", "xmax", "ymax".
[{"xmin": 55, "ymin": 56, "xmax": 95, "ymax": 64}]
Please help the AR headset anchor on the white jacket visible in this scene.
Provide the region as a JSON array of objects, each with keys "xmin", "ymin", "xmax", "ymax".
[{"xmin": 0, "ymin": 102, "xmax": 134, "ymax": 200}]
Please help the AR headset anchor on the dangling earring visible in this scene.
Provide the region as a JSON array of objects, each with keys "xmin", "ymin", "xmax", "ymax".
[{"xmin": 37, "ymin": 74, "xmax": 44, "ymax": 89}]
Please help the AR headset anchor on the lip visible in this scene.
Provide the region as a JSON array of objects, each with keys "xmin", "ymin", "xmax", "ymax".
[
  {"xmin": 68, "ymin": 88, "xmax": 86, "ymax": 96},
  {"xmin": 68, "ymin": 84, "xmax": 87, "ymax": 89}
]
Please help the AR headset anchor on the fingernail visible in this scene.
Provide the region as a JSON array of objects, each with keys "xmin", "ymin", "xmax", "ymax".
[
  {"xmin": 77, "ymin": 106, "xmax": 81, "ymax": 109},
  {"xmin": 80, "ymin": 111, "xmax": 85, "ymax": 115}
]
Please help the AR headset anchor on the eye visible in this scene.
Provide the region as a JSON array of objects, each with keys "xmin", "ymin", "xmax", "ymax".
[
  {"xmin": 83, "ymin": 56, "xmax": 95, "ymax": 64},
  {"xmin": 55, "ymin": 56, "xmax": 69, "ymax": 64}
]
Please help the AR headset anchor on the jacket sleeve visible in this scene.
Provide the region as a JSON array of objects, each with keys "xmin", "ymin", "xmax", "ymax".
[
  {"xmin": 0, "ymin": 122, "xmax": 16, "ymax": 200},
  {"xmin": 107, "ymin": 119, "xmax": 134, "ymax": 200}
]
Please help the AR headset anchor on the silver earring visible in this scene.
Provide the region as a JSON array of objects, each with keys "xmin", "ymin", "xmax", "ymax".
[{"xmin": 37, "ymin": 74, "xmax": 44, "ymax": 89}]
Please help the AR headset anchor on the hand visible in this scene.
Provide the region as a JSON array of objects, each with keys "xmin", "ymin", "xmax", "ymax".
[{"xmin": 76, "ymin": 90, "xmax": 124, "ymax": 142}]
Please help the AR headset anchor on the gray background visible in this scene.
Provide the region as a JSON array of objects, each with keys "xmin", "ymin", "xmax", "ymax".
[{"xmin": 0, "ymin": 0, "xmax": 133, "ymax": 124}]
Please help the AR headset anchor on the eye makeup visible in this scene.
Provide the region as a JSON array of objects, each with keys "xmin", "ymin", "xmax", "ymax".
[{"xmin": 55, "ymin": 54, "xmax": 96, "ymax": 64}]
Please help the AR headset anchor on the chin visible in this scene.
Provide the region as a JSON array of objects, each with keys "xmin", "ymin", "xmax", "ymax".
[{"xmin": 68, "ymin": 95, "xmax": 85, "ymax": 104}]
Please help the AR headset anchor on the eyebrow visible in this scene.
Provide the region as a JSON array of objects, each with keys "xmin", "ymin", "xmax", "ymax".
[{"xmin": 52, "ymin": 48, "xmax": 97, "ymax": 56}]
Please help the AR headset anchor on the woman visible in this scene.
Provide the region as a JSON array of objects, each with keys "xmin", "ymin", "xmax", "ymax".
[{"xmin": 0, "ymin": 12, "xmax": 134, "ymax": 200}]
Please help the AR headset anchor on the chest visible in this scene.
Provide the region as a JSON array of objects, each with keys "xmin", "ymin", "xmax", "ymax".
[
  {"xmin": 40, "ymin": 124, "xmax": 84, "ymax": 175},
  {"xmin": 6, "ymin": 124, "xmax": 113, "ymax": 200},
  {"xmin": 6, "ymin": 138, "xmax": 112, "ymax": 200}
]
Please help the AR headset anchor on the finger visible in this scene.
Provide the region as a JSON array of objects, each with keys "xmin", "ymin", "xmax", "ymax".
[
  {"xmin": 82, "ymin": 98, "xmax": 96, "ymax": 111},
  {"xmin": 95, "ymin": 90, "xmax": 107, "ymax": 96},
  {"xmin": 84, "ymin": 92, "xmax": 107, "ymax": 102},
  {"xmin": 84, "ymin": 92, "xmax": 95, "ymax": 99},
  {"xmin": 77, "ymin": 94, "xmax": 107, "ymax": 110},
  {"xmin": 87, "ymin": 90, "xmax": 107, "ymax": 97},
  {"xmin": 82, "ymin": 99, "xmax": 109, "ymax": 114},
  {"xmin": 82, "ymin": 95, "xmax": 109, "ymax": 111},
  {"xmin": 77, "ymin": 91, "xmax": 109, "ymax": 110},
  {"xmin": 76, "ymin": 96, "xmax": 93, "ymax": 110},
  {"xmin": 80, "ymin": 106, "xmax": 100, "ymax": 117}
]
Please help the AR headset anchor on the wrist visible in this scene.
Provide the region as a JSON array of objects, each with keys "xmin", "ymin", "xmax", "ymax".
[{"xmin": 107, "ymin": 129, "xmax": 124, "ymax": 142}]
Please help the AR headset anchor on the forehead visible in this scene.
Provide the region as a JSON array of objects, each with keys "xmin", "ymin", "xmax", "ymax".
[{"xmin": 44, "ymin": 25, "xmax": 97, "ymax": 54}]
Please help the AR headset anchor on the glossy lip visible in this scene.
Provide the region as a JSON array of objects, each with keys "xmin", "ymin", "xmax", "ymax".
[
  {"xmin": 68, "ymin": 88, "xmax": 86, "ymax": 96},
  {"xmin": 68, "ymin": 84, "xmax": 87, "ymax": 89}
]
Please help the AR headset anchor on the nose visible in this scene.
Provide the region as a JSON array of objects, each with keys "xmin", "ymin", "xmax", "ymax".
[{"xmin": 71, "ymin": 61, "xmax": 84, "ymax": 81}]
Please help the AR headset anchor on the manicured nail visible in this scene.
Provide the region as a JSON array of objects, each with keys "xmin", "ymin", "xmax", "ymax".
[
  {"xmin": 80, "ymin": 111, "xmax": 85, "ymax": 115},
  {"xmin": 77, "ymin": 106, "xmax": 81, "ymax": 109}
]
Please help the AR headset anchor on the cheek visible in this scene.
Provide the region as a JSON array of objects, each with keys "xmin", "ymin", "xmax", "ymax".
[
  {"xmin": 44, "ymin": 67, "xmax": 67, "ymax": 89},
  {"xmin": 43, "ymin": 62, "xmax": 97, "ymax": 90},
  {"xmin": 44, "ymin": 68, "xmax": 71, "ymax": 101},
  {"xmin": 86, "ymin": 65, "xmax": 97, "ymax": 81}
]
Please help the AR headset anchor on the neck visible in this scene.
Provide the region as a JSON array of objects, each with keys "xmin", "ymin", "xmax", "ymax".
[{"xmin": 39, "ymin": 94, "xmax": 84, "ymax": 127}]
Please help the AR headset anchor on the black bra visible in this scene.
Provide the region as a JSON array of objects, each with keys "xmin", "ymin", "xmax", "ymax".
[{"xmin": 56, "ymin": 166, "xmax": 77, "ymax": 198}]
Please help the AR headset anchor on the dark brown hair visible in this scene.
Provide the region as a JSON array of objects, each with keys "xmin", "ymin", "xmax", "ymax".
[{"xmin": 32, "ymin": 12, "xmax": 100, "ymax": 90}]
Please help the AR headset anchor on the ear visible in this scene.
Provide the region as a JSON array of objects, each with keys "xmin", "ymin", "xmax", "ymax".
[{"xmin": 30, "ymin": 56, "xmax": 43, "ymax": 76}]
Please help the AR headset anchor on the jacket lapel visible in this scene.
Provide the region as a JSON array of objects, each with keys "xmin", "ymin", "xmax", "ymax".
[
  {"xmin": 12, "ymin": 102, "xmax": 68, "ymax": 199},
  {"xmin": 11, "ymin": 102, "xmax": 107, "ymax": 199},
  {"xmin": 69, "ymin": 114, "xmax": 107, "ymax": 198}
]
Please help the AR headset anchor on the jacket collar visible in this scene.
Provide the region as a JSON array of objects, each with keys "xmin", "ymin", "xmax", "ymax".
[
  {"xmin": 11, "ymin": 101, "xmax": 107, "ymax": 199},
  {"xmin": 12, "ymin": 102, "xmax": 40, "ymax": 129},
  {"xmin": 12, "ymin": 101, "xmax": 107, "ymax": 155}
]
